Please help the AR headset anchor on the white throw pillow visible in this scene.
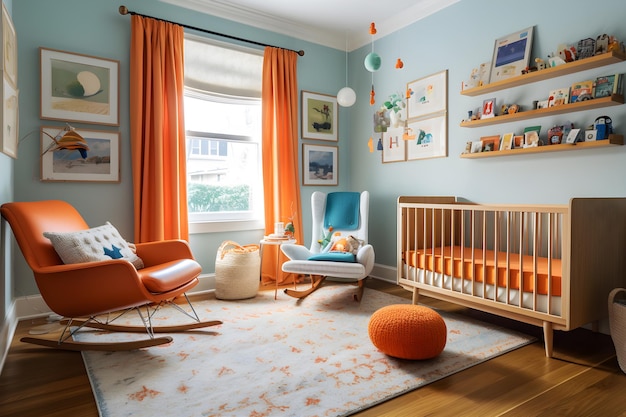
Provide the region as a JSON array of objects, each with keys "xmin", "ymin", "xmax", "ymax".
[{"xmin": 44, "ymin": 222, "xmax": 144, "ymax": 269}]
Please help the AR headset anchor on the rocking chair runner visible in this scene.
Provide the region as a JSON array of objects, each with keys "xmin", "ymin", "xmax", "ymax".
[
  {"xmin": 1, "ymin": 200, "xmax": 221, "ymax": 351},
  {"xmin": 280, "ymin": 191, "xmax": 375, "ymax": 301}
]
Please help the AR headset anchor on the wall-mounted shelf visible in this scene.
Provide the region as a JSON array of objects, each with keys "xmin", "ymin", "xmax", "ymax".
[
  {"xmin": 460, "ymin": 50, "xmax": 626, "ymax": 97},
  {"xmin": 460, "ymin": 134, "xmax": 623, "ymax": 159},
  {"xmin": 459, "ymin": 94, "xmax": 624, "ymax": 128}
]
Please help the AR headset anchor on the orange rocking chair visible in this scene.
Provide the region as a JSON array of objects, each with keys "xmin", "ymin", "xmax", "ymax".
[{"xmin": 1, "ymin": 200, "xmax": 221, "ymax": 351}]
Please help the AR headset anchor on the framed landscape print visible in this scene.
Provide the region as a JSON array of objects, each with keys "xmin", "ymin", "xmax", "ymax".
[
  {"xmin": 40, "ymin": 48, "xmax": 120, "ymax": 125},
  {"xmin": 405, "ymin": 114, "xmax": 447, "ymax": 161},
  {"xmin": 406, "ymin": 70, "xmax": 447, "ymax": 120},
  {"xmin": 40, "ymin": 126, "xmax": 120, "ymax": 182},
  {"xmin": 301, "ymin": 91, "xmax": 337, "ymax": 141},
  {"xmin": 302, "ymin": 144, "xmax": 337, "ymax": 186}
]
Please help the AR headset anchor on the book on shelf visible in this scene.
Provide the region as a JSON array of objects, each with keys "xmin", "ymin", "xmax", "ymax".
[
  {"xmin": 548, "ymin": 88, "xmax": 569, "ymax": 107},
  {"xmin": 594, "ymin": 74, "xmax": 623, "ymax": 98},
  {"xmin": 569, "ymin": 80, "xmax": 594, "ymax": 103}
]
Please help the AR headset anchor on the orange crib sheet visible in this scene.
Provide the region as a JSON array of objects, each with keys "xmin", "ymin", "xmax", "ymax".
[{"xmin": 404, "ymin": 246, "xmax": 562, "ymax": 297}]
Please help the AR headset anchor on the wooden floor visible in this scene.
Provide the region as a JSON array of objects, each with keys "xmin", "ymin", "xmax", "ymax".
[{"xmin": 1, "ymin": 278, "xmax": 625, "ymax": 417}]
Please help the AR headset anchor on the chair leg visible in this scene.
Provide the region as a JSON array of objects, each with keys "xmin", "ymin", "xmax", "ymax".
[
  {"xmin": 354, "ymin": 279, "xmax": 365, "ymax": 301},
  {"xmin": 284, "ymin": 275, "xmax": 326, "ymax": 299}
]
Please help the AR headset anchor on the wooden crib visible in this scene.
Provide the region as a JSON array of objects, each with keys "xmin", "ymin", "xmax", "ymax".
[{"xmin": 397, "ymin": 196, "xmax": 626, "ymax": 357}]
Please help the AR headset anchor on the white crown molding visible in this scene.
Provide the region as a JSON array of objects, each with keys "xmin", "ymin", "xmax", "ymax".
[
  {"xmin": 160, "ymin": 0, "xmax": 348, "ymax": 50},
  {"xmin": 159, "ymin": 0, "xmax": 459, "ymax": 51},
  {"xmin": 349, "ymin": 0, "xmax": 460, "ymax": 50}
]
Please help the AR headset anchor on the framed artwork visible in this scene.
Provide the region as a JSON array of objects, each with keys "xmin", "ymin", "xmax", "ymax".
[
  {"xmin": 1, "ymin": 78, "xmax": 18, "ymax": 158},
  {"xmin": 480, "ymin": 135, "xmax": 500, "ymax": 152},
  {"xmin": 481, "ymin": 97, "xmax": 496, "ymax": 118},
  {"xmin": 407, "ymin": 70, "xmax": 447, "ymax": 120},
  {"xmin": 0, "ymin": 3, "xmax": 17, "ymax": 159},
  {"xmin": 2, "ymin": 3, "xmax": 16, "ymax": 88},
  {"xmin": 490, "ymin": 27, "xmax": 534, "ymax": 83},
  {"xmin": 301, "ymin": 91, "xmax": 337, "ymax": 141},
  {"xmin": 405, "ymin": 114, "xmax": 447, "ymax": 161},
  {"xmin": 381, "ymin": 126, "xmax": 406, "ymax": 163},
  {"xmin": 513, "ymin": 135, "xmax": 524, "ymax": 148},
  {"xmin": 40, "ymin": 48, "xmax": 120, "ymax": 126},
  {"xmin": 302, "ymin": 144, "xmax": 337, "ymax": 186},
  {"xmin": 40, "ymin": 126, "xmax": 120, "ymax": 182},
  {"xmin": 500, "ymin": 132, "xmax": 514, "ymax": 150}
]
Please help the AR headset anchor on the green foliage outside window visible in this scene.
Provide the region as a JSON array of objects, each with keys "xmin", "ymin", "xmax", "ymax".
[{"xmin": 188, "ymin": 183, "xmax": 250, "ymax": 212}]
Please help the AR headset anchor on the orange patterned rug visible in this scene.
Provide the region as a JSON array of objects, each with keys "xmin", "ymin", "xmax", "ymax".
[{"xmin": 78, "ymin": 285, "xmax": 535, "ymax": 416}]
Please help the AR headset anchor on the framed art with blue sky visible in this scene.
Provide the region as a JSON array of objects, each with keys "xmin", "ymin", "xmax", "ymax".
[{"xmin": 40, "ymin": 126, "xmax": 120, "ymax": 183}]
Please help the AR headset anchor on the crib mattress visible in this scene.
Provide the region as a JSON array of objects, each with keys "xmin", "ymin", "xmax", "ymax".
[{"xmin": 404, "ymin": 246, "xmax": 562, "ymax": 297}]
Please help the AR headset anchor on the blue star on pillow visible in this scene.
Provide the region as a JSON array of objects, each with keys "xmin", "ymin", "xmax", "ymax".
[{"xmin": 103, "ymin": 244, "xmax": 123, "ymax": 259}]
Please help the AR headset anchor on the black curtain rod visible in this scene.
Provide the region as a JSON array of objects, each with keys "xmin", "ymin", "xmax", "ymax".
[{"xmin": 118, "ymin": 5, "xmax": 305, "ymax": 56}]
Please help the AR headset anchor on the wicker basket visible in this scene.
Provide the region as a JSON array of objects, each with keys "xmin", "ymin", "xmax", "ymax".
[
  {"xmin": 609, "ymin": 288, "xmax": 626, "ymax": 373},
  {"xmin": 215, "ymin": 241, "xmax": 260, "ymax": 300}
]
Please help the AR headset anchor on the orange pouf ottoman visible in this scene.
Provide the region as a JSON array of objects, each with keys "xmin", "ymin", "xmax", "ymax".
[{"xmin": 368, "ymin": 304, "xmax": 447, "ymax": 360}]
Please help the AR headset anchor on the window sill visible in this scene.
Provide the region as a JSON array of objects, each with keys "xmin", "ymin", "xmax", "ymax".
[{"xmin": 189, "ymin": 219, "xmax": 265, "ymax": 234}]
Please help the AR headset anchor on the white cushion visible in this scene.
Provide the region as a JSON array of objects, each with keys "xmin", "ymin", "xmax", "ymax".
[{"xmin": 44, "ymin": 222, "xmax": 144, "ymax": 269}]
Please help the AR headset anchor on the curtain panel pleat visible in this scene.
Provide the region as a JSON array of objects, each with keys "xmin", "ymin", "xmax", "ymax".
[
  {"xmin": 130, "ymin": 15, "xmax": 189, "ymax": 242},
  {"xmin": 261, "ymin": 47, "xmax": 303, "ymax": 285}
]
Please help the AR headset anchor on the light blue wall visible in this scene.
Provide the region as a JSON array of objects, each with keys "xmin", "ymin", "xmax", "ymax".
[
  {"xmin": 349, "ymin": 0, "xmax": 626, "ymax": 266},
  {"xmin": 4, "ymin": 0, "xmax": 626, "ymax": 302},
  {"xmin": 7, "ymin": 0, "xmax": 345, "ymax": 298}
]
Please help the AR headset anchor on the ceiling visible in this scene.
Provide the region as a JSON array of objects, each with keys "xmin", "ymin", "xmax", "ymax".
[{"xmin": 159, "ymin": 0, "xmax": 460, "ymax": 50}]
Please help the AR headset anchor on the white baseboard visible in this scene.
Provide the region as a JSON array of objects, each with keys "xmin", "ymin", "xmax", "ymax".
[
  {"xmin": 0, "ymin": 301, "xmax": 17, "ymax": 375},
  {"xmin": 370, "ymin": 263, "xmax": 397, "ymax": 283}
]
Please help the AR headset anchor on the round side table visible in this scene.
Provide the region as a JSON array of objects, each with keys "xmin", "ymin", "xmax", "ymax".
[{"xmin": 260, "ymin": 237, "xmax": 296, "ymax": 299}]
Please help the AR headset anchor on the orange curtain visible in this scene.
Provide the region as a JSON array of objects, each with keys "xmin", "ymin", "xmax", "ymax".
[
  {"xmin": 129, "ymin": 15, "xmax": 188, "ymax": 243},
  {"xmin": 261, "ymin": 47, "xmax": 303, "ymax": 285}
]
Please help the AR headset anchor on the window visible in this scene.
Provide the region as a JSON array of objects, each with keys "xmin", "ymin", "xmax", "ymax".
[{"xmin": 184, "ymin": 36, "xmax": 264, "ymax": 231}]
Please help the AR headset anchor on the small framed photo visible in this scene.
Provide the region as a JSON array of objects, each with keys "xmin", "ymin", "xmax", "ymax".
[
  {"xmin": 40, "ymin": 48, "xmax": 120, "ymax": 126},
  {"xmin": 480, "ymin": 135, "xmax": 500, "ymax": 152},
  {"xmin": 490, "ymin": 27, "xmax": 534, "ymax": 83},
  {"xmin": 40, "ymin": 126, "xmax": 120, "ymax": 182},
  {"xmin": 381, "ymin": 126, "xmax": 406, "ymax": 163},
  {"xmin": 481, "ymin": 97, "xmax": 496, "ymax": 118},
  {"xmin": 513, "ymin": 135, "xmax": 524, "ymax": 148},
  {"xmin": 500, "ymin": 132, "xmax": 514, "ymax": 150},
  {"xmin": 302, "ymin": 143, "xmax": 337, "ymax": 186},
  {"xmin": 301, "ymin": 91, "xmax": 337, "ymax": 141}
]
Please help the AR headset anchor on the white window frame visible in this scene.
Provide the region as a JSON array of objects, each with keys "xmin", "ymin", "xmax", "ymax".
[{"xmin": 183, "ymin": 39, "xmax": 265, "ymax": 234}]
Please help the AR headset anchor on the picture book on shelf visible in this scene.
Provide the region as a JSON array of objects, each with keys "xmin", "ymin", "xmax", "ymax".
[
  {"xmin": 594, "ymin": 74, "xmax": 623, "ymax": 98},
  {"xmin": 548, "ymin": 88, "xmax": 569, "ymax": 107},
  {"xmin": 569, "ymin": 80, "xmax": 594, "ymax": 103}
]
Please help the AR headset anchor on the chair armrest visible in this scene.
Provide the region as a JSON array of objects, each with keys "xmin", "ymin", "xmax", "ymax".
[
  {"xmin": 33, "ymin": 261, "xmax": 152, "ymax": 318},
  {"xmin": 135, "ymin": 240, "xmax": 195, "ymax": 267},
  {"xmin": 356, "ymin": 244, "xmax": 375, "ymax": 276},
  {"xmin": 280, "ymin": 243, "xmax": 313, "ymax": 261}
]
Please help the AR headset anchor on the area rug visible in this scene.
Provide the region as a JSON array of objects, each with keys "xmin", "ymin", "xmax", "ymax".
[{"xmin": 78, "ymin": 285, "xmax": 535, "ymax": 417}]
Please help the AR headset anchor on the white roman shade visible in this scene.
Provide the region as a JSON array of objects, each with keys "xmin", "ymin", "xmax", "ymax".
[{"xmin": 184, "ymin": 36, "xmax": 263, "ymax": 98}]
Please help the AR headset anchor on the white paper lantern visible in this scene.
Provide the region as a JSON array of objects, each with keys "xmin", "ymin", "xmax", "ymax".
[{"xmin": 337, "ymin": 87, "xmax": 356, "ymax": 107}]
